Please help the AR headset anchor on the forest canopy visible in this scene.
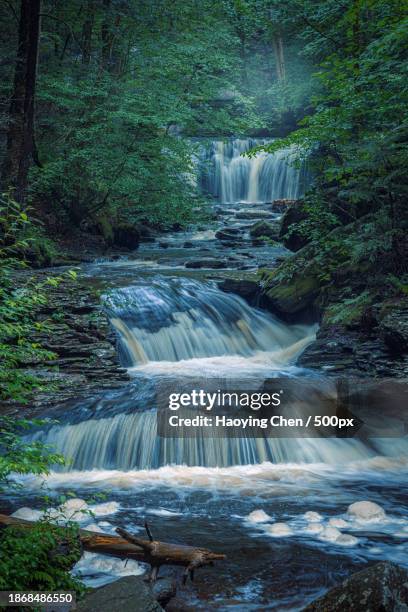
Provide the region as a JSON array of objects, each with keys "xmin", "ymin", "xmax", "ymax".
[{"xmin": 0, "ymin": 0, "xmax": 407, "ymax": 246}]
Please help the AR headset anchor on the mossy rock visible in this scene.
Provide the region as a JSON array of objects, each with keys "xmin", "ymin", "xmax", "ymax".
[
  {"xmin": 261, "ymin": 268, "xmax": 320, "ymax": 315},
  {"xmin": 249, "ymin": 220, "xmax": 280, "ymax": 240}
]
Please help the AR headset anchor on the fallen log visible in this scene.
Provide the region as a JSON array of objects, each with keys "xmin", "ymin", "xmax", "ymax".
[
  {"xmin": 0, "ymin": 513, "xmax": 226, "ymax": 582},
  {"xmin": 117, "ymin": 525, "xmax": 226, "ymax": 583}
]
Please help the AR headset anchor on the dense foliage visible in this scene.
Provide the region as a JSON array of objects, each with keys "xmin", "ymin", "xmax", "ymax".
[
  {"xmin": 0, "ymin": 199, "xmax": 84, "ymax": 594},
  {"xmin": 257, "ymin": 1, "xmax": 408, "ymax": 248}
]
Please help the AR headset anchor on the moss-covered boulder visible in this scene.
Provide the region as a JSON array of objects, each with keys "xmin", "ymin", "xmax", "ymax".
[
  {"xmin": 249, "ymin": 220, "xmax": 280, "ymax": 241},
  {"xmin": 260, "ymin": 266, "xmax": 321, "ymax": 315}
]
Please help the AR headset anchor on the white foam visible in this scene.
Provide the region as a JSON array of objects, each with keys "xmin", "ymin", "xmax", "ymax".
[
  {"xmin": 266, "ymin": 523, "xmax": 293, "ymax": 537},
  {"xmin": 11, "ymin": 507, "xmax": 42, "ymax": 521},
  {"xmin": 58, "ymin": 498, "xmax": 88, "ymax": 521},
  {"xmin": 85, "ymin": 523, "xmax": 104, "ymax": 533},
  {"xmin": 328, "ymin": 518, "xmax": 348, "ymax": 529},
  {"xmin": 336, "ymin": 534, "xmax": 359, "ymax": 546},
  {"xmin": 319, "ymin": 526, "xmax": 342, "ymax": 542},
  {"xmin": 98, "ymin": 521, "xmax": 115, "ymax": 533},
  {"xmin": 304, "ymin": 523, "xmax": 324, "ymax": 535},
  {"xmin": 304, "ymin": 511, "xmax": 322, "ymax": 522},
  {"xmin": 89, "ymin": 501, "xmax": 120, "ymax": 517},
  {"xmin": 72, "ymin": 552, "xmax": 144, "ymax": 588},
  {"xmin": 246, "ymin": 510, "xmax": 271, "ymax": 523},
  {"xmin": 146, "ymin": 508, "xmax": 182, "ymax": 517},
  {"xmin": 61, "ymin": 498, "xmax": 88, "ymax": 512},
  {"xmin": 347, "ymin": 501, "xmax": 386, "ymax": 523}
]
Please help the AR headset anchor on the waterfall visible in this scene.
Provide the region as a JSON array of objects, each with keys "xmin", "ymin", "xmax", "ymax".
[
  {"xmin": 104, "ymin": 278, "xmax": 312, "ymax": 366},
  {"xmin": 33, "ymin": 408, "xmax": 374, "ymax": 471},
  {"xmin": 199, "ymin": 138, "xmax": 308, "ymax": 204}
]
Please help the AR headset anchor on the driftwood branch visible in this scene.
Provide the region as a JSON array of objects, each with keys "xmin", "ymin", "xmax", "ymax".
[
  {"xmin": 117, "ymin": 526, "xmax": 225, "ymax": 584},
  {"xmin": 0, "ymin": 513, "xmax": 226, "ymax": 583}
]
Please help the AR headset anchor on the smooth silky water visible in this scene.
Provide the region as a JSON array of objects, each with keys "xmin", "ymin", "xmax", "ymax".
[{"xmin": 9, "ymin": 140, "xmax": 408, "ymax": 610}]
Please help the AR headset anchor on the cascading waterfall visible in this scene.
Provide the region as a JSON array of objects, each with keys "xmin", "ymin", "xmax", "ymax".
[
  {"xmin": 199, "ymin": 138, "xmax": 308, "ymax": 204},
  {"xmin": 33, "ymin": 408, "xmax": 374, "ymax": 471},
  {"xmin": 104, "ymin": 278, "xmax": 312, "ymax": 366},
  {"xmin": 31, "ymin": 277, "xmax": 382, "ymax": 471}
]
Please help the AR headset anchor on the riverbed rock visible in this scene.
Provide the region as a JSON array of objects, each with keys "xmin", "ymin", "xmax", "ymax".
[
  {"xmin": 77, "ymin": 576, "xmax": 163, "ymax": 612},
  {"xmin": 249, "ymin": 220, "xmax": 280, "ymax": 241},
  {"xmin": 215, "ymin": 228, "xmax": 242, "ymax": 241},
  {"xmin": 260, "ymin": 266, "xmax": 320, "ymax": 317},
  {"xmin": 303, "ymin": 562, "xmax": 408, "ymax": 611},
  {"xmin": 279, "ymin": 201, "xmax": 309, "ymax": 251},
  {"xmin": 379, "ymin": 303, "xmax": 408, "ymax": 355},
  {"xmin": 152, "ymin": 577, "xmax": 177, "ymax": 607},
  {"xmin": 185, "ymin": 258, "xmax": 226, "ymax": 269},
  {"xmin": 271, "ymin": 198, "xmax": 297, "ymax": 212},
  {"xmin": 218, "ymin": 278, "xmax": 259, "ymax": 303},
  {"xmin": 113, "ymin": 223, "xmax": 140, "ymax": 250},
  {"xmin": 235, "ymin": 209, "xmax": 273, "ymax": 220},
  {"xmin": 2, "ymin": 272, "xmax": 130, "ymax": 417}
]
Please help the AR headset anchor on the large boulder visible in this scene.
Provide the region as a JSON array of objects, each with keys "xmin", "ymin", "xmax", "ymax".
[
  {"xmin": 218, "ymin": 278, "xmax": 259, "ymax": 302},
  {"xmin": 77, "ymin": 576, "xmax": 163, "ymax": 612},
  {"xmin": 249, "ymin": 220, "xmax": 280, "ymax": 241},
  {"xmin": 279, "ymin": 201, "xmax": 309, "ymax": 251},
  {"xmin": 113, "ymin": 223, "xmax": 140, "ymax": 250},
  {"xmin": 236, "ymin": 209, "xmax": 273, "ymax": 220},
  {"xmin": 304, "ymin": 562, "xmax": 408, "ymax": 611},
  {"xmin": 260, "ymin": 264, "xmax": 320, "ymax": 316}
]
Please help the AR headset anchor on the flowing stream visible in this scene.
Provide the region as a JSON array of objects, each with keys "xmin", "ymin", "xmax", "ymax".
[{"xmin": 9, "ymin": 139, "xmax": 408, "ymax": 609}]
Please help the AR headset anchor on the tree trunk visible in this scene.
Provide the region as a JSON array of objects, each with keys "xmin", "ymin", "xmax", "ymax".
[
  {"xmin": 0, "ymin": 514, "xmax": 226, "ymax": 584},
  {"xmin": 1, "ymin": 0, "xmax": 41, "ymax": 203},
  {"xmin": 272, "ymin": 34, "xmax": 286, "ymax": 82},
  {"xmin": 82, "ymin": 1, "xmax": 95, "ymax": 65}
]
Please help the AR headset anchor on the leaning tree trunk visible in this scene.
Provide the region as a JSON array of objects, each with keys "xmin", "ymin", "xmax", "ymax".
[
  {"xmin": 1, "ymin": 0, "xmax": 41, "ymax": 203},
  {"xmin": 272, "ymin": 34, "xmax": 286, "ymax": 82}
]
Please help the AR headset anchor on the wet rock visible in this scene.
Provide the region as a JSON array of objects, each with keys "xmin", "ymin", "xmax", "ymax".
[
  {"xmin": 152, "ymin": 577, "xmax": 177, "ymax": 607},
  {"xmin": 183, "ymin": 241, "xmax": 194, "ymax": 248},
  {"xmin": 165, "ymin": 596, "xmax": 197, "ymax": 612},
  {"xmin": 113, "ymin": 223, "xmax": 140, "ymax": 250},
  {"xmin": 77, "ymin": 576, "xmax": 163, "ymax": 612},
  {"xmin": 158, "ymin": 241, "xmax": 169, "ymax": 249},
  {"xmin": 298, "ymin": 325, "xmax": 408, "ymax": 377},
  {"xmin": 261, "ymin": 267, "xmax": 320, "ymax": 316},
  {"xmin": 249, "ymin": 220, "xmax": 280, "ymax": 241},
  {"xmin": 4, "ymin": 273, "xmax": 130, "ymax": 416},
  {"xmin": 235, "ymin": 210, "xmax": 273, "ymax": 220},
  {"xmin": 271, "ymin": 198, "xmax": 297, "ymax": 212},
  {"xmin": 218, "ymin": 278, "xmax": 259, "ymax": 302},
  {"xmin": 215, "ymin": 228, "xmax": 242, "ymax": 241},
  {"xmin": 379, "ymin": 304, "xmax": 408, "ymax": 355},
  {"xmin": 185, "ymin": 258, "xmax": 226, "ymax": 269},
  {"xmin": 279, "ymin": 201, "xmax": 309, "ymax": 251},
  {"xmin": 304, "ymin": 562, "xmax": 408, "ymax": 611}
]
